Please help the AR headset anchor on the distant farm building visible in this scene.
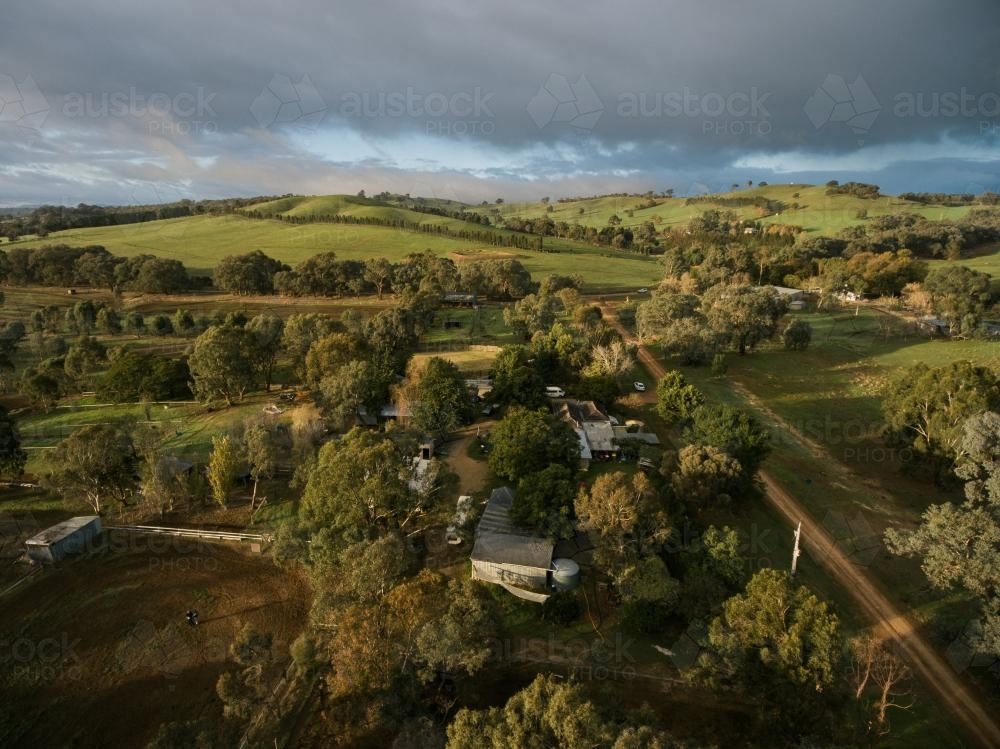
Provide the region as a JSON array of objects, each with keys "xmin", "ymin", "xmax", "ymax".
[
  {"xmin": 471, "ymin": 487, "xmax": 555, "ymax": 603},
  {"xmin": 442, "ymin": 293, "xmax": 478, "ymax": 306},
  {"xmin": 25, "ymin": 516, "xmax": 102, "ymax": 563},
  {"xmin": 769, "ymin": 286, "xmax": 805, "ymax": 302},
  {"xmin": 918, "ymin": 316, "xmax": 951, "ymax": 335}
]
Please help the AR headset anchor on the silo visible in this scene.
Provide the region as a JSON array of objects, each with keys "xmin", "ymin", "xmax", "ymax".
[{"xmin": 550, "ymin": 558, "xmax": 580, "ymax": 591}]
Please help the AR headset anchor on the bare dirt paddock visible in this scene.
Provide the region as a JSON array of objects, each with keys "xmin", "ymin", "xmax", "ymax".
[{"xmin": 0, "ymin": 537, "xmax": 310, "ymax": 748}]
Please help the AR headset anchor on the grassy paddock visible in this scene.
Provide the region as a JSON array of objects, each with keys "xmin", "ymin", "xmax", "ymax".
[
  {"xmin": 18, "ymin": 394, "xmax": 305, "ymax": 474},
  {"xmin": 8, "ymin": 215, "xmax": 663, "ymax": 292},
  {"xmin": 659, "ymin": 307, "xmax": 998, "ymax": 668},
  {"xmin": 499, "ymin": 184, "xmax": 975, "ymax": 235}
]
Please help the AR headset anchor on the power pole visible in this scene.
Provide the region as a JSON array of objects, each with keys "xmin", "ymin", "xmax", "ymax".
[{"xmin": 791, "ymin": 521, "xmax": 802, "ymax": 578}]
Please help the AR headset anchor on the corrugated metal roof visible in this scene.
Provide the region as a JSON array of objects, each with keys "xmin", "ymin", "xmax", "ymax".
[
  {"xmin": 25, "ymin": 516, "xmax": 100, "ymax": 547},
  {"xmin": 471, "ymin": 487, "xmax": 554, "ymax": 570},
  {"xmin": 582, "ymin": 421, "xmax": 616, "ymax": 453}
]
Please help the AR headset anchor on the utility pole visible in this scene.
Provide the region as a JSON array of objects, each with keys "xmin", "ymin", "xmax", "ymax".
[{"xmin": 791, "ymin": 521, "xmax": 802, "ymax": 578}]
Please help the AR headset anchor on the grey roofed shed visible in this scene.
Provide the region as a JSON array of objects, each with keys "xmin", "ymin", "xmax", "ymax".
[
  {"xmin": 25, "ymin": 516, "xmax": 102, "ymax": 563},
  {"xmin": 471, "ymin": 487, "xmax": 554, "ymax": 600}
]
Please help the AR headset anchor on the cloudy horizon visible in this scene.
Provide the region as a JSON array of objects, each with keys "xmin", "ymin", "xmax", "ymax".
[{"xmin": 1, "ymin": 0, "xmax": 998, "ymax": 207}]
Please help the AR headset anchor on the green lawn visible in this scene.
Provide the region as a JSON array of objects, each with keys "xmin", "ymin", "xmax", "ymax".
[
  {"xmin": 932, "ymin": 240, "xmax": 1000, "ymax": 283},
  {"xmin": 18, "ymin": 394, "xmax": 305, "ymax": 474}
]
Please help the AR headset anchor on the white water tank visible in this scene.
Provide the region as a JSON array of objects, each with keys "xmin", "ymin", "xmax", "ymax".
[{"xmin": 550, "ymin": 558, "xmax": 580, "ymax": 591}]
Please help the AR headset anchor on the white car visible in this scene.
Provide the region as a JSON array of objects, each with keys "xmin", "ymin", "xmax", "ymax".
[
  {"xmin": 637, "ymin": 287, "xmax": 649, "ymax": 293},
  {"xmin": 633, "ymin": 381, "xmax": 647, "ymax": 392}
]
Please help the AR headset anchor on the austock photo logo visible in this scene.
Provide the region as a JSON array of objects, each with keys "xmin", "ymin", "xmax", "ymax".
[
  {"xmin": 528, "ymin": 74, "xmax": 604, "ymax": 133},
  {"xmin": 116, "ymin": 619, "xmax": 196, "ymax": 690},
  {"xmin": 0, "ymin": 632, "xmax": 83, "ymax": 683},
  {"xmin": 945, "ymin": 618, "xmax": 1000, "ymax": 679},
  {"xmin": 0, "ymin": 74, "xmax": 49, "ymax": 142},
  {"xmin": 805, "ymin": 510, "xmax": 881, "ymax": 569},
  {"xmin": 251, "ymin": 74, "xmax": 328, "ymax": 130},
  {"xmin": 0, "ymin": 511, "xmax": 40, "ymax": 561},
  {"xmin": 113, "ymin": 183, "xmax": 191, "ymax": 239},
  {"xmin": 804, "ymin": 73, "xmax": 880, "ymax": 146}
]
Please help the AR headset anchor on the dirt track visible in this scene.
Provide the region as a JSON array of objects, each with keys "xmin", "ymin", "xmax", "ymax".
[{"xmin": 604, "ymin": 306, "xmax": 1000, "ymax": 748}]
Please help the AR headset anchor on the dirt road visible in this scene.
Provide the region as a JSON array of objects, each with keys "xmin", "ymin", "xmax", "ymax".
[
  {"xmin": 441, "ymin": 425, "xmax": 490, "ymax": 495},
  {"xmin": 603, "ymin": 305, "xmax": 1000, "ymax": 748}
]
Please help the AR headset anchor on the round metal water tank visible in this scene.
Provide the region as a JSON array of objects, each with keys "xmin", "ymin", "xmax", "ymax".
[{"xmin": 551, "ymin": 558, "xmax": 581, "ymax": 591}]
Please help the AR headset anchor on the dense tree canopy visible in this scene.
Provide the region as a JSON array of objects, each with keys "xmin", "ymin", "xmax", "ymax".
[
  {"xmin": 656, "ymin": 371, "xmax": 705, "ymax": 426},
  {"xmin": 707, "ymin": 568, "xmax": 841, "ymax": 693},
  {"xmin": 300, "ymin": 428, "xmax": 418, "ymax": 536},
  {"xmin": 188, "ymin": 324, "xmax": 259, "ymax": 405},
  {"xmin": 511, "ymin": 463, "xmax": 577, "ymax": 537},
  {"xmin": 487, "ymin": 406, "xmax": 580, "ymax": 483},
  {"xmin": 575, "ymin": 471, "xmax": 671, "ymax": 574},
  {"xmin": 883, "ymin": 361, "xmax": 1000, "ymax": 474},
  {"xmin": 0, "ymin": 406, "xmax": 26, "ymax": 478},
  {"xmin": 686, "ymin": 403, "xmax": 772, "ymax": 492},
  {"xmin": 922, "ymin": 264, "xmax": 993, "ymax": 334},
  {"xmin": 47, "ymin": 423, "xmax": 137, "ymax": 514},
  {"xmin": 214, "ymin": 251, "xmax": 289, "ymax": 295},
  {"xmin": 409, "ymin": 356, "xmax": 472, "ymax": 438},
  {"xmin": 701, "ymin": 283, "xmax": 786, "ymax": 355},
  {"xmin": 887, "ymin": 412, "xmax": 1000, "ymax": 656},
  {"xmin": 97, "ymin": 351, "xmax": 191, "ymax": 402},
  {"xmin": 489, "ymin": 345, "xmax": 546, "ymax": 409},
  {"xmin": 446, "ymin": 674, "xmax": 677, "ymax": 749}
]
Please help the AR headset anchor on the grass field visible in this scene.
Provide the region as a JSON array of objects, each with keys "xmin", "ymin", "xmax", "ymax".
[
  {"xmin": 933, "ymin": 240, "xmax": 1000, "ymax": 283},
  {"xmin": 659, "ymin": 306, "xmax": 998, "ymax": 686},
  {"xmin": 247, "ymin": 194, "xmax": 495, "ymax": 233},
  {"xmin": 8, "ymin": 214, "xmax": 663, "ymax": 293},
  {"xmin": 16, "ymin": 394, "xmax": 307, "ymax": 477},
  {"xmin": 499, "ymin": 184, "xmax": 975, "ymax": 235}
]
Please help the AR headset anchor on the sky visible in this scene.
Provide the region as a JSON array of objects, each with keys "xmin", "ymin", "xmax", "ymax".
[{"xmin": 1, "ymin": 0, "xmax": 999, "ymax": 207}]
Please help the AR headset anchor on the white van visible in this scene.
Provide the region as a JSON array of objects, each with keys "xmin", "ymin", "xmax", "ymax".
[{"xmin": 544, "ymin": 386, "xmax": 565, "ymax": 398}]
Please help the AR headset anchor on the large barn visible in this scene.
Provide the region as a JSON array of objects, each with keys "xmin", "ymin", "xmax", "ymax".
[
  {"xmin": 470, "ymin": 487, "xmax": 554, "ymax": 603},
  {"xmin": 25, "ymin": 516, "xmax": 102, "ymax": 563}
]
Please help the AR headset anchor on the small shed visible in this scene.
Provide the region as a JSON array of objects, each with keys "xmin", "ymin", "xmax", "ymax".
[
  {"xmin": 443, "ymin": 292, "xmax": 478, "ymax": 306},
  {"xmin": 471, "ymin": 487, "xmax": 554, "ymax": 602},
  {"xmin": 25, "ymin": 516, "xmax": 102, "ymax": 563},
  {"xmin": 769, "ymin": 285, "xmax": 805, "ymax": 302}
]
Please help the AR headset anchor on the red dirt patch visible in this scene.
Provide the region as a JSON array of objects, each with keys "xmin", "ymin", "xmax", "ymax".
[{"xmin": 0, "ymin": 540, "xmax": 310, "ymax": 747}]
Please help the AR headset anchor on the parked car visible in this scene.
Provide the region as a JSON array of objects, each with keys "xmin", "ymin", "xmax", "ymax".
[
  {"xmin": 633, "ymin": 381, "xmax": 646, "ymax": 392},
  {"xmin": 544, "ymin": 386, "xmax": 566, "ymax": 398}
]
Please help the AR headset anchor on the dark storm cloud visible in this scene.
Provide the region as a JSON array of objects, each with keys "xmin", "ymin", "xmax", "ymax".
[{"xmin": 0, "ymin": 0, "xmax": 998, "ymax": 204}]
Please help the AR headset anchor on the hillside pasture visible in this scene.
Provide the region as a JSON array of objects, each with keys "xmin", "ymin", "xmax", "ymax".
[
  {"xmin": 8, "ymin": 215, "xmax": 663, "ymax": 292},
  {"xmin": 500, "ymin": 184, "xmax": 975, "ymax": 236}
]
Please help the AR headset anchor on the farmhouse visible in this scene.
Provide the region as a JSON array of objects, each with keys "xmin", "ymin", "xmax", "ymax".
[
  {"xmin": 471, "ymin": 487, "xmax": 554, "ymax": 603},
  {"xmin": 554, "ymin": 399, "xmax": 618, "ymax": 468},
  {"xmin": 25, "ymin": 516, "xmax": 102, "ymax": 563}
]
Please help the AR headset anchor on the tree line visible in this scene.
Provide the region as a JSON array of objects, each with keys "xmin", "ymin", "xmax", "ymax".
[
  {"xmin": 215, "ymin": 248, "xmax": 536, "ymax": 300},
  {"xmin": 0, "ymin": 244, "xmax": 209, "ymax": 293},
  {"xmin": 0, "ymin": 196, "xmax": 280, "ymax": 240},
  {"xmin": 239, "ymin": 207, "xmax": 543, "ymax": 249}
]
